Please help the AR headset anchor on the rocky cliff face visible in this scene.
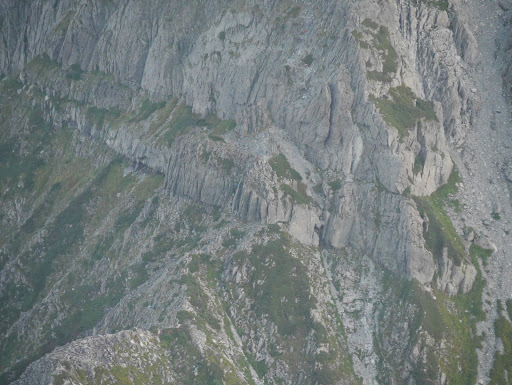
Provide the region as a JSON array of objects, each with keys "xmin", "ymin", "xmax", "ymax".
[{"xmin": 1, "ymin": 0, "xmax": 511, "ymax": 384}]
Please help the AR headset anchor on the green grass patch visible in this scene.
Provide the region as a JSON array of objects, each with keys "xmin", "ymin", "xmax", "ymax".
[
  {"xmin": 182, "ymin": 275, "xmax": 209, "ymax": 310},
  {"xmin": 208, "ymin": 134, "xmax": 224, "ymax": 142},
  {"xmin": 90, "ymin": 234, "xmax": 115, "ymax": 261},
  {"xmin": 159, "ymin": 327, "xmax": 190, "ymax": 350},
  {"xmin": 129, "ymin": 262, "xmax": 149, "ymax": 289},
  {"xmin": 366, "ymin": 26, "xmax": 398, "ymax": 82},
  {"xmin": 0, "ymin": 134, "xmax": 155, "ymax": 381},
  {"xmin": 246, "ymin": 352, "xmax": 267, "ymax": 379},
  {"xmin": 57, "ymin": 285, "xmax": 123, "ymax": 344},
  {"xmin": 0, "ymin": 140, "xmax": 45, "ymax": 193},
  {"xmin": 162, "ymin": 102, "xmax": 198, "ymax": 145},
  {"xmin": 55, "ymin": 11, "xmax": 73, "ymax": 33},
  {"xmin": 312, "ymin": 320, "xmax": 361, "ymax": 384},
  {"xmin": 414, "ymin": 195, "xmax": 464, "ymax": 265},
  {"xmin": 381, "ymin": 272, "xmax": 482, "ymax": 385},
  {"xmin": 67, "ymin": 64, "xmax": 82, "ymax": 81},
  {"xmin": 26, "ymin": 54, "xmax": 60, "ymax": 76},
  {"xmin": 430, "ymin": 166, "xmax": 460, "ymax": 209},
  {"xmin": 230, "ymin": 227, "xmax": 246, "ymax": 239},
  {"xmin": 352, "ymin": 30, "xmax": 371, "ymax": 49},
  {"xmin": 281, "ymin": 183, "xmax": 312, "ymax": 205},
  {"xmin": 161, "ymin": 102, "xmax": 235, "ymax": 146},
  {"xmin": 313, "ymin": 183, "xmax": 323, "ymax": 195},
  {"xmin": 222, "ymin": 227, "xmax": 246, "ymax": 248},
  {"xmin": 362, "ymin": 18, "xmax": 379, "ymax": 30},
  {"xmin": 94, "ymin": 159, "xmax": 137, "ymax": 198},
  {"xmin": 0, "ymin": 103, "xmax": 54, "ymax": 203},
  {"xmin": 5, "ymin": 275, "xmax": 129, "ymax": 381},
  {"xmin": 469, "ymin": 243, "xmax": 493, "ymax": 267},
  {"xmin": 181, "ymin": 275, "xmax": 220, "ymax": 330},
  {"xmin": 434, "ymin": 247, "xmax": 486, "ymax": 385},
  {"xmin": 27, "ymin": 109, "xmax": 51, "ymax": 135},
  {"xmin": 489, "ymin": 301, "xmax": 512, "ymax": 384},
  {"xmin": 269, "ymin": 154, "xmax": 301, "ymax": 180},
  {"xmin": 141, "ymin": 234, "xmax": 175, "ymax": 264},
  {"xmin": 115, "ymin": 201, "xmax": 144, "ymax": 231},
  {"xmin": 210, "ymin": 119, "xmax": 236, "ymax": 135},
  {"xmin": 411, "ymin": 282, "xmax": 445, "ymax": 340},
  {"xmin": 413, "ymin": 153, "xmax": 425, "ymax": 175},
  {"xmin": 370, "ymin": 85, "xmax": 438, "ymax": 138},
  {"xmin": 223, "ymin": 316, "xmax": 235, "ymax": 341},
  {"xmin": 86, "ymin": 106, "xmax": 122, "ymax": 129},
  {"xmin": 286, "ymin": 6, "xmax": 301, "ymax": 18},
  {"xmin": 302, "ymin": 54, "xmax": 314, "ymax": 66},
  {"xmin": 177, "ymin": 310, "xmax": 194, "ymax": 323},
  {"xmin": 110, "ymin": 363, "xmax": 164, "ymax": 385},
  {"xmin": 414, "ymin": 167, "xmax": 464, "ymax": 265},
  {"xmin": 417, "ymin": 0, "xmax": 449, "ymax": 11},
  {"xmin": 275, "ymin": 5, "xmax": 301, "ymax": 27},
  {"xmin": 133, "ymin": 174, "xmax": 164, "ymax": 201},
  {"xmin": 20, "ymin": 188, "xmax": 92, "ymax": 310},
  {"xmin": 130, "ymin": 98, "xmax": 166, "ymax": 123},
  {"xmin": 243, "ymin": 234, "xmax": 314, "ymax": 336},
  {"xmin": 17, "ymin": 159, "xmax": 141, "ymax": 310},
  {"xmin": 180, "ymin": 204, "xmax": 207, "ymax": 233},
  {"xmin": 161, "ymin": 327, "xmax": 226, "ymax": 384},
  {"xmin": 328, "ymin": 179, "xmax": 342, "ymax": 191},
  {"xmin": 425, "ymin": 247, "xmax": 484, "ymax": 385},
  {"xmin": 435, "ymin": 0, "xmax": 449, "ymax": 10},
  {"xmin": 216, "ymin": 156, "xmax": 235, "ymax": 173},
  {"xmin": 352, "ymin": 30, "xmax": 364, "ymax": 42},
  {"xmin": 412, "ymin": 348, "xmax": 439, "ymax": 385},
  {"xmin": 0, "ymin": 77, "xmax": 23, "ymax": 103}
]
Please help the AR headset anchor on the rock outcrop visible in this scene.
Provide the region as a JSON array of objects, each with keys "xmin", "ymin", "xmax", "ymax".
[
  {"xmin": 1, "ymin": 0, "xmax": 511, "ymax": 384},
  {"xmin": 13, "ymin": 330, "xmax": 176, "ymax": 385}
]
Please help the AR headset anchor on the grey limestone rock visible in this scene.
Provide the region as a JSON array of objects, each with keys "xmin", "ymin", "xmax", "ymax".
[
  {"xmin": 1, "ymin": 0, "xmax": 508, "ymax": 383},
  {"xmin": 437, "ymin": 248, "xmax": 478, "ymax": 296}
]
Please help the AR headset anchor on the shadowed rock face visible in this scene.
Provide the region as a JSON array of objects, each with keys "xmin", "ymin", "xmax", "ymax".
[{"xmin": 1, "ymin": 0, "xmax": 511, "ymax": 384}]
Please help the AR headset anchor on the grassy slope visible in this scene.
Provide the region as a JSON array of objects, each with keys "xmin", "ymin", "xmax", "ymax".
[{"xmin": 0, "ymin": 59, "xmax": 359, "ymax": 385}]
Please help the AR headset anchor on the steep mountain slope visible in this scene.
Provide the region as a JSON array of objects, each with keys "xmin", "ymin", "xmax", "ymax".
[{"xmin": 0, "ymin": 0, "xmax": 511, "ymax": 384}]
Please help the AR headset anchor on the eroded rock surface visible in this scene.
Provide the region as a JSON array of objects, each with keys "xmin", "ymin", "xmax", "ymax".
[{"xmin": 0, "ymin": 0, "xmax": 511, "ymax": 384}]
